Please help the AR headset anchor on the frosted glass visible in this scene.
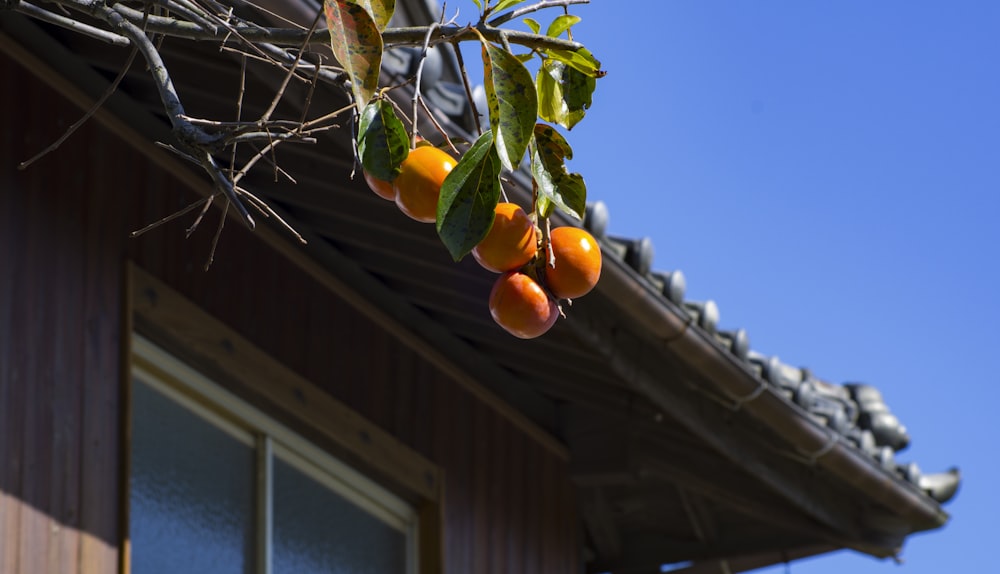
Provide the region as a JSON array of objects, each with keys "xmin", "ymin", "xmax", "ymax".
[
  {"xmin": 130, "ymin": 379, "xmax": 255, "ymax": 574},
  {"xmin": 273, "ymin": 456, "xmax": 407, "ymax": 574}
]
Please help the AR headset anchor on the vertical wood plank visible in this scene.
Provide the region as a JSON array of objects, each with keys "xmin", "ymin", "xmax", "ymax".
[
  {"xmin": 0, "ymin": 58, "xmax": 27, "ymax": 569},
  {"xmin": 488, "ymin": 409, "xmax": 507, "ymax": 574},
  {"xmin": 78, "ymin": 113, "xmax": 125, "ymax": 574},
  {"xmin": 18, "ymin": 136, "xmax": 52, "ymax": 574},
  {"xmin": 48, "ymin": 127, "xmax": 86, "ymax": 574},
  {"xmin": 522, "ymin": 442, "xmax": 542, "ymax": 574},
  {"xmin": 504, "ymin": 427, "xmax": 525, "ymax": 574}
]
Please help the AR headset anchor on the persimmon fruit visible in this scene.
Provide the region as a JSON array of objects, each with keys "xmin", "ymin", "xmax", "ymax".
[
  {"xmin": 489, "ymin": 271, "xmax": 559, "ymax": 339},
  {"xmin": 392, "ymin": 145, "xmax": 457, "ymax": 223},
  {"xmin": 472, "ymin": 202, "xmax": 538, "ymax": 273},
  {"xmin": 544, "ymin": 227, "xmax": 602, "ymax": 299},
  {"xmin": 363, "ymin": 170, "xmax": 395, "ymax": 201}
]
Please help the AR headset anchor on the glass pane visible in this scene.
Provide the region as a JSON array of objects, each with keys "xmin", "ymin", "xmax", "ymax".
[
  {"xmin": 273, "ymin": 454, "xmax": 407, "ymax": 574},
  {"xmin": 130, "ymin": 378, "xmax": 255, "ymax": 574}
]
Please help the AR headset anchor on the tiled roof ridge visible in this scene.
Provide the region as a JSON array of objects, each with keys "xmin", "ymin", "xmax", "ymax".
[{"xmin": 582, "ymin": 200, "xmax": 959, "ymax": 505}]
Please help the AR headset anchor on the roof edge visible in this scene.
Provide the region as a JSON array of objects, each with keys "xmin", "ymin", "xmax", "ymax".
[{"xmin": 590, "ymin": 251, "xmax": 949, "ymax": 533}]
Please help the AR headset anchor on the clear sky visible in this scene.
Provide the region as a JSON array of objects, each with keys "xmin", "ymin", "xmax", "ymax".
[{"xmin": 543, "ymin": 1, "xmax": 998, "ymax": 572}]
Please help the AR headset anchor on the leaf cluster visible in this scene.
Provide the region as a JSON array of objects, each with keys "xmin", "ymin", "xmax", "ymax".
[{"xmin": 344, "ymin": 0, "xmax": 604, "ymax": 261}]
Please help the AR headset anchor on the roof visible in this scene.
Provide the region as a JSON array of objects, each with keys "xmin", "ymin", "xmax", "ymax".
[{"xmin": 0, "ymin": 2, "xmax": 959, "ymax": 572}]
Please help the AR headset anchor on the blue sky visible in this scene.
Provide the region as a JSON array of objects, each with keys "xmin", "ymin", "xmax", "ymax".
[{"xmin": 543, "ymin": 1, "xmax": 998, "ymax": 572}]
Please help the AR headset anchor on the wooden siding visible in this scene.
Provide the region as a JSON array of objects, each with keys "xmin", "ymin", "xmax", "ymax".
[{"xmin": 0, "ymin": 47, "xmax": 578, "ymax": 574}]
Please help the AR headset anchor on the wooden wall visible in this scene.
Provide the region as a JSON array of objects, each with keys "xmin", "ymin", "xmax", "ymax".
[{"xmin": 0, "ymin": 49, "xmax": 578, "ymax": 574}]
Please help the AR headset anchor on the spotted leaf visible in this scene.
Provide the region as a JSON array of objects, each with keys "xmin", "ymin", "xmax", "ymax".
[
  {"xmin": 481, "ymin": 39, "xmax": 538, "ymax": 171},
  {"xmin": 531, "ymin": 124, "xmax": 586, "ymax": 220},
  {"xmin": 357, "ymin": 99, "xmax": 409, "ymax": 181},
  {"xmin": 324, "ymin": 0, "xmax": 383, "ymax": 110},
  {"xmin": 437, "ymin": 131, "xmax": 502, "ymax": 261},
  {"xmin": 357, "ymin": 0, "xmax": 394, "ymax": 31}
]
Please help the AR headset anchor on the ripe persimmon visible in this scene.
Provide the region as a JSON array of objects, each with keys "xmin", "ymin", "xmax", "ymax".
[
  {"xmin": 392, "ymin": 145, "xmax": 456, "ymax": 222},
  {"xmin": 363, "ymin": 170, "xmax": 395, "ymax": 201},
  {"xmin": 472, "ymin": 202, "xmax": 538, "ymax": 273},
  {"xmin": 489, "ymin": 271, "xmax": 559, "ymax": 339},
  {"xmin": 544, "ymin": 227, "xmax": 602, "ymax": 299}
]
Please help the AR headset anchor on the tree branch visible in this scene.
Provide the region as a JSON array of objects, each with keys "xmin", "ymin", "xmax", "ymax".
[
  {"xmin": 14, "ymin": 1, "xmax": 131, "ymax": 46},
  {"xmin": 487, "ymin": 0, "xmax": 590, "ymax": 27},
  {"xmin": 50, "ymin": 0, "xmax": 584, "ymax": 52}
]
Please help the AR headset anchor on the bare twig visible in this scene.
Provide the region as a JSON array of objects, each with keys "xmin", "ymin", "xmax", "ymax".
[
  {"xmin": 186, "ymin": 194, "xmax": 216, "ymax": 237},
  {"xmin": 15, "ymin": 1, "xmax": 130, "ymax": 46},
  {"xmin": 19, "ymin": 24, "xmax": 139, "ymax": 169},
  {"xmin": 487, "ymin": 0, "xmax": 590, "ymax": 27},
  {"xmin": 418, "ymin": 95, "xmax": 459, "ymax": 154},
  {"xmin": 81, "ymin": 1, "xmax": 586, "ymax": 52},
  {"xmin": 411, "ymin": 21, "xmax": 441, "ymax": 147},
  {"xmin": 297, "ymin": 54, "xmax": 323, "ymax": 128},
  {"xmin": 236, "ymin": 186, "xmax": 307, "ymax": 244},
  {"xmin": 131, "ymin": 195, "xmax": 215, "ymax": 238},
  {"xmin": 229, "ymin": 54, "xmax": 247, "ymax": 182},
  {"xmin": 259, "ymin": 8, "xmax": 322, "ymax": 123},
  {"xmin": 204, "ymin": 200, "xmax": 229, "ymax": 270},
  {"xmin": 450, "ymin": 41, "xmax": 482, "ymax": 135},
  {"xmin": 158, "ymin": 0, "xmax": 219, "ymax": 34},
  {"xmin": 202, "ymin": 149, "xmax": 254, "ymax": 227}
]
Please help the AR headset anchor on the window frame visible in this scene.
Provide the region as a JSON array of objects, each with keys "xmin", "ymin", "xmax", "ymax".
[{"xmin": 124, "ymin": 264, "xmax": 444, "ymax": 574}]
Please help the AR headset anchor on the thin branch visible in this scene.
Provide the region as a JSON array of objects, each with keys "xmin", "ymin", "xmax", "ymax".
[
  {"xmin": 15, "ymin": 1, "xmax": 130, "ymax": 46},
  {"xmin": 411, "ymin": 22, "xmax": 441, "ymax": 147},
  {"xmin": 19, "ymin": 27, "xmax": 139, "ymax": 169},
  {"xmin": 217, "ymin": 46, "xmax": 322, "ymax": 84},
  {"xmin": 70, "ymin": 0, "xmax": 586, "ymax": 52},
  {"xmin": 186, "ymin": 194, "xmax": 216, "ymax": 237},
  {"xmin": 130, "ymin": 195, "xmax": 215, "ymax": 237},
  {"xmin": 418, "ymin": 95, "xmax": 459, "ymax": 154},
  {"xmin": 157, "ymin": 0, "xmax": 219, "ymax": 35},
  {"xmin": 204, "ymin": 200, "xmax": 229, "ymax": 270},
  {"xmin": 202, "ymin": 149, "xmax": 255, "ymax": 227},
  {"xmin": 389, "ymin": 25, "xmax": 583, "ymax": 52},
  {"xmin": 227, "ymin": 132, "xmax": 316, "ymax": 145},
  {"xmin": 296, "ymin": 54, "xmax": 323, "ymax": 128},
  {"xmin": 450, "ymin": 41, "xmax": 482, "ymax": 136},
  {"xmin": 237, "ymin": 187, "xmax": 307, "ymax": 244},
  {"xmin": 487, "ymin": 0, "xmax": 590, "ymax": 27},
  {"xmin": 259, "ymin": 8, "xmax": 323, "ymax": 123},
  {"xmin": 229, "ymin": 54, "xmax": 247, "ymax": 182}
]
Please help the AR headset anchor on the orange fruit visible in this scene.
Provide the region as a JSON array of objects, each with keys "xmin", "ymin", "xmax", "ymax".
[
  {"xmin": 472, "ymin": 203, "xmax": 538, "ymax": 273},
  {"xmin": 489, "ymin": 272, "xmax": 559, "ymax": 339},
  {"xmin": 363, "ymin": 170, "xmax": 395, "ymax": 201},
  {"xmin": 544, "ymin": 227, "xmax": 602, "ymax": 299},
  {"xmin": 392, "ymin": 146, "xmax": 457, "ymax": 223}
]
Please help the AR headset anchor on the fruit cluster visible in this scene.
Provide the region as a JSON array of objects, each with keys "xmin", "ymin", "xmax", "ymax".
[
  {"xmin": 479, "ymin": 206, "xmax": 602, "ymax": 339},
  {"xmin": 365, "ymin": 148, "xmax": 601, "ymax": 340}
]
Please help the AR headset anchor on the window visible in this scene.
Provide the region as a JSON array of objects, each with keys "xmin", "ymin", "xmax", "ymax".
[{"xmin": 130, "ymin": 336, "xmax": 418, "ymax": 574}]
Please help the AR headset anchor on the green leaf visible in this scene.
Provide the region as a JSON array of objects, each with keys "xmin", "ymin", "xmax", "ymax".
[
  {"xmin": 536, "ymin": 58, "xmax": 595, "ymax": 129},
  {"xmin": 357, "ymin": 99, "xmax": 409, "ymax": 181},
  {"xmin": 437, "ymin": 131, "xmax": 503, "ymax": 261},
  {"xmin": 531, "ymin": 124, "xmax": 586, "ymax": 220},
  {"xmin": 491, "ymin": 0, "xmax": 526, "ymax": 14},
  {"xmin": 546, "ymin": 14, "xmax": 581, "ymax": 38},
  {"xmin": 545, "ymin": 47, "xmax": 605, "ymax": 78},
  {"xmin": 472, "ymin": 0, "xmax": 483, "ymax": 11},
  {"xmin": 356, "ymin": 0, "xmax": 394, "ymax": 31},
  {"xmin": 480, "ymin": 40, "xmax": 538, "ymax": 171},
  {"xmin": 523, "ymin": 17, "xmax": 540, "ymax": 34},
  {"xmin": 324, "ymin": 0, "xmax": 383, "ymax": 110}
]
